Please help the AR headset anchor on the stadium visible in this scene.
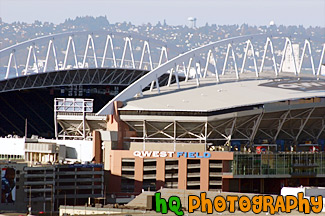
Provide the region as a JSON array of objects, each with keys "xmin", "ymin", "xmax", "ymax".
[
  {"xmin": 93, "ymin": 74, "xmax": 325, "ymax": 195},
  {"xmin": 91, "ymin": 35, "xmax": 325, "ymax": 196},
  {"xmin": 0, "ymin": 33, "xmax": 324, "ymax": 210}
]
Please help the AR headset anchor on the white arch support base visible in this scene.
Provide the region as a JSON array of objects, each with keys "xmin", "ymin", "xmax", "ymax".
[
  {"xmin": 82, "ymin": 34, "xmax": 98, "ymax": 68},
  {"xmin": 44, "ymin": 39, "xmax": 59, "ymax": 72},
  {"xmin": 5, "ymin": 50, "xmax": 18, "ymax": 79}
]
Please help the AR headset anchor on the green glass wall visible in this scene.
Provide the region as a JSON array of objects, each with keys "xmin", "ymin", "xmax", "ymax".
[{"xmin": 232, "ymin": 152, "xmax": 325, "ymax": 176}]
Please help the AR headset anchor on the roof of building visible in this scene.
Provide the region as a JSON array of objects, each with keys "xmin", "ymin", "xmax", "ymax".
[{"xmin": 119, "ymin": 76, "xmax": 325, "ymax": 113}]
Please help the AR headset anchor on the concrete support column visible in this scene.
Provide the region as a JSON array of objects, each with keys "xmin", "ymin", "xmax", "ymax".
[
  {"xmin": 106, "ymin": 101, "xmax": 125, "ymax": 150},
  {"xmin": 222, "ymin": 179, "xmax": 230, "ymax": 192},
  {"xmin": 200, "ymin": 158, "xmax": 209, "ymax": 191},
  {"xmin": 92, "ymin": 130, "xmax": 102, "ymax": 163},
  {"xmin": 117, "ymin": 122, "xmax": 125, "ymax": 150},
  {"xmin": 134, "ymin": 157, "xmax": 143, "ymax": 193},
  {"xmin": 156, "ymin": 158, "xmax": 165, "ymax": 190},
  {"xmin": 178, "ymin": 157, "xmax": 187, "ymax": 190},
  {"xmin": 108, "ymin": 153, "xmax": 122, "ymax": 193},
  {"xmin": 260, "ymin": 179, "xmax": 264, "ymax": 193}
]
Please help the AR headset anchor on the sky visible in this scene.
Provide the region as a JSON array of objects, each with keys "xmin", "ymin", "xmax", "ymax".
[{"xmin": 0, "ymin": 0, "xmax": 324, "ymax": 27}]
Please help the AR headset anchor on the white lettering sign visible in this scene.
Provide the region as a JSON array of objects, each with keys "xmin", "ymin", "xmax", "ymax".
[{"xmin": 133, "ymin": 151, "xmax": 175, "ymax": 158}]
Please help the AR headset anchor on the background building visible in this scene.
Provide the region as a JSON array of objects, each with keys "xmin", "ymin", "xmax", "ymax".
[
  {"xmin": 0, "ymin": 136, "xmax": 94, "ymax": 165},
  {"xmin": 24, "ymin": 164, "xmax": 104, "ymax": 214}
]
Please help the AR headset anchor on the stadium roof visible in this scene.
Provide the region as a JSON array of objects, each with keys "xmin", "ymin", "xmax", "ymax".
[{"xmin": 119, "ymin": 77, "xmax": 325, "ymax": 113}]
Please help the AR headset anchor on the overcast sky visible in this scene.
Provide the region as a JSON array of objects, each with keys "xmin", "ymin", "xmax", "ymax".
[{"xmin": 0, "ymin": 0, "xmax": 324, "ymax": 27}]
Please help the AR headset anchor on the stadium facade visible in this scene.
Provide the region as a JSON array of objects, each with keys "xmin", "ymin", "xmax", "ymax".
[{"xmin": 93, "ymin": 75, "xmax": 325, "ymax": 195}]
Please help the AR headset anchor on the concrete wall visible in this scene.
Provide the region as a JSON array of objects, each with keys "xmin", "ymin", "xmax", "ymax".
[
  {"xmin": 106, "ymin": 150, "xmax": 233, "ymax": 194},
  {"xmin": 0, "ymin": 138, "xmax": 25, "ymax": 157}
]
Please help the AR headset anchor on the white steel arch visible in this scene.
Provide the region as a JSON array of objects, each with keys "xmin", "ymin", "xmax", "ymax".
[
  {"xmin": 298, "ymin": 39, "xmax": 316, "ymax": 75},
  {"xmin": 259, "ymin": 37, "xmax": 278, "ymax": 75},
  {"xmin": 222, "ymin": 43, "xmax": 239, "ymax": 79},
  {"xmin": 82, "ymin": 34, "xmax": 98, "ymax": 68},
  {"xmin": 101, "ymin": 34, "xmax": 117, "ymax": 68},
  {"xmin": 24, "ymin": 45, "xmax": 39, "ymax": 74},
  {"xmin": 139, "ymin": 41, "xmax": 153, "ymax": 70},
  {"xmin": 43, "ymin": 39, "xmax": 59, "ymax": 72},
  {"xmin": 158, "ymin": 46, "xmax": 168, "ymax": 66},
  {"xmin": 5, "ymin": 50, "xmax": 18, "ymax": 79},
  {"xmin": 120, "ymin": 37, "xmax": 135, "ymax": 68},
  {"xmin": 240, "ymin": 40, "xmax": 258, "ymax": 77},
  {"xmin": 279, "ymin": 37, "xmax": 298, "ymax": 75},
  {"xmin": 317, "ymin": 44, "xmax": 325, "ymax": 76},
  {"xmin": 203, "ymin": 49, "xmax": 218, "ymax": 81},
  {"xmin": 97, "ymin": 34, "xmax": 324, "ymax": 115},
  {"xmin": 0, "ymin": 30, "xmax": 183, "ymax": 80},
  {"xmin": 63, "ymin": 36, "xmax": 78, "ymax": 69},
  {"xmin": 150, "ymin": 46, "xmax": 169, "ymax": 91}
]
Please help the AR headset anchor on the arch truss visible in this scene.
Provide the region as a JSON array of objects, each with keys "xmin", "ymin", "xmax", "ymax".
[
  {"xmin": 98, "ymin": 34, "xmax": 325, "ymax": 115},
  {"xmin": 0, "ymin": 30, "xmax": 183, "ymax": 81}
]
